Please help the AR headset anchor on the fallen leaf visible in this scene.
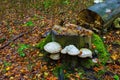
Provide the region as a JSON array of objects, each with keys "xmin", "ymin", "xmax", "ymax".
[
  {"xmin": 111, "ymin": 53, "xmax": 119, "ymax": 60},
  {"xmin": 6, "ymin": 67, "xmax": 11, "ymax": 71},
  {"xmin": 93, "ymin": 66, "xmax": 104, "ymax": 72}
]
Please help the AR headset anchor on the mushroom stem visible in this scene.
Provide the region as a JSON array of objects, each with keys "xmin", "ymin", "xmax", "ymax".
[{"xmin": 50, "ymin": 53, "xmax": 60, "ymax": 60}]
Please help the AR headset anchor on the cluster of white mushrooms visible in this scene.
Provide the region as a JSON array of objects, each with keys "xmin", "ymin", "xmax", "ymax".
[{"xmin": 44, "ymin": 42, "xmax": 92, "ymax": 60}]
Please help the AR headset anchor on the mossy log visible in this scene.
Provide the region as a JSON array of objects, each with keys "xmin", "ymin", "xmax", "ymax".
[
  {"xmin": 36, "ymin": 25, "xmax": 108, "ymax": 69},
  {"xmin": 53, "ymin": 35, "xmax": 91, "ymax": 49},
  {"xmin": 77, "ymin": 0, "xmax": 120, "ymax": 33}
]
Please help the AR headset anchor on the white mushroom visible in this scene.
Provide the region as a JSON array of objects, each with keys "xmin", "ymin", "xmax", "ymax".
[
  {"xmin": 44, "ymin": 42, "xmax": 62, "ymax": 53},
  {"xmin": 67, "ymin": 45, "xmax": 80, "ymax": 56},
  {"xmin": 61, "ymin": 45, "xmax": 80, "ymax": 56},
  {"xmin": 50, "ymin": 53, "xmax": 60, "ymax": 60},
  {"xmin": 61, "ymin": 46, "xmax": 68, "ymax": 54},
  {"xmin": 92, "ymin": 58, "xmax": 98, "ymax": 63},
  {"xmin": 78, "ymin": 48, "xmax": 92, "ymax": 58}
]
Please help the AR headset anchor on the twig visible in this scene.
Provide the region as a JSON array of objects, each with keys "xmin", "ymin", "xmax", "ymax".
[{"xmin": 0, "ymin": 27, "xmax": 37, "ymax": 49}]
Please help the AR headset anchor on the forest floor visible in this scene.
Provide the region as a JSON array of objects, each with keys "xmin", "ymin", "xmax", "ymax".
[{"xmin": 0, "ymin": 0, "xmax": 120, "ymax": 80}]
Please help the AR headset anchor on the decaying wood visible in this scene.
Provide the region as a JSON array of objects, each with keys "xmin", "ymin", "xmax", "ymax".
[{"xmin": 0, "ymin": 27, "xmax": 37, "ymax": 49}]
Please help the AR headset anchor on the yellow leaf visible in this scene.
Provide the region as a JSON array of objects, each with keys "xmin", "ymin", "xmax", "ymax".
[
  {"xmin": 39, "ymin": 53, "xmax": 43, "ymax": 57},
  {"xmin": 111, "ymin": 53, "xmax": 118, "ymax": 60},
  {"xmin": 44, "ymin": 72, "xmax": 49, "ymax": 77},
  {"xmin": 6, "ymin": 67, "xmax": 10, "ymax": 71},
  {"xmin": 10, "ymin": 76, "xmax": 14, "ymax": 80}
]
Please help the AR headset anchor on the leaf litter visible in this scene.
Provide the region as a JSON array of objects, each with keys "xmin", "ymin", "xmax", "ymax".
[{"xmin": 0, "ymin": 0, "xmax": 120, "ymax": 80}]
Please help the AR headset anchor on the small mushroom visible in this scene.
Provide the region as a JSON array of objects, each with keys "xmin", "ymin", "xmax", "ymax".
[
  {"xmin": 78, "ymin": 48, "xmax": 92, "ymax": 58},
  {"xmin": 92, "ymin": 58, "xmax": 99, "ymax": 63},
  {"xmin": 61, "ymin": 45, "xmax": 80, "ymax": 56},
  {"xmin": 50, "ymin": 53, "xmax": 60, "ymax": 60},
  {"xmin": 44, "ymin": 42, "xmax": 62, "ymax": 53}
]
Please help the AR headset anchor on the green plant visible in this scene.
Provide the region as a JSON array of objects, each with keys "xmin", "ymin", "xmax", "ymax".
[
  {"xmin": 114, "ymin": 75, "xmax": 119, "ymax": 80},
  {"xmin": 17, "ymin": 44, "xmax": 30, "ymax": 57},
  {"xmin": 23, "ymin": 21, "xmax": 34, "ymax": 27},
  {"xmin": 43, "ymin": 0, "xmax": 53, "ymax": 9},
  {"xmin": 2, "ymin": 61, "xmax": 12, "ymax": 73},
  {"xmin": 3, "ymin": 61, "xmax": 11, "ymax": 67}
]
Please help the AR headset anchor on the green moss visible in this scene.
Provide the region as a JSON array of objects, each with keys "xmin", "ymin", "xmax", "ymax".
[
  {"xmin": 92, "ymin": 33, "xmax": 109, "ymax": 65},
  {"xmin": 79, "ymin": 59, "xmax": 95, "ymax": 68},
  {"xmin": 36, "ymin": 34, "xmax": 52, "ymax": 50},
  {"xmin": 55, "ymin": 35, "xmax": 83, "ymax": 48},
  {"xmin": 36, "ymin": 32, "xmax": 109, "ymax": 70}
]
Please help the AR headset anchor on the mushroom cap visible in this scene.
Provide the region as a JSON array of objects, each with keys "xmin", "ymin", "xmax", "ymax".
[
  {"xmin": 67, "ymin": 45, "xmax": 80, "ymax": 56},
  {"xmin": 78, "ymin": 48, "xmax": 92, "ymax": 58},
  {"xmin": 61, "ymin": 45, "xmax": 80, "ymax": 56},
  {"xmin": 44, "ymin": 42, "xmax": 62, "ymax": 53},
  {"xmin": 50, "ymin": 53, "xmax": 60, "ymax": 60},
  {"xmin": 61, "ymin": 46, "xmax": 68, "ymax": 54},
  {"xmin": 92, "ymin": 58, "xmax": 98, "ymax": 63}
]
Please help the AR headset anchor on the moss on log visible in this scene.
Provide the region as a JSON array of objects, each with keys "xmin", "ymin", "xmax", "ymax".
[
  {"xmin": 36, "ymin": 34, "xmax": 52, "ymax": 50},
  {"xmin": 36, "ymin": 32, "xmax": 109, "ymax": 68},
  {"xmin": 92, "ymin": 33, "xmax": 109, "ymax": 64}
]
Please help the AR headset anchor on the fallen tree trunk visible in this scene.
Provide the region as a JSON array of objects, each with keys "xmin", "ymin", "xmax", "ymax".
[{"xmin": 77, "ymin": 0, "xmax": 120, "ymax": 33}]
